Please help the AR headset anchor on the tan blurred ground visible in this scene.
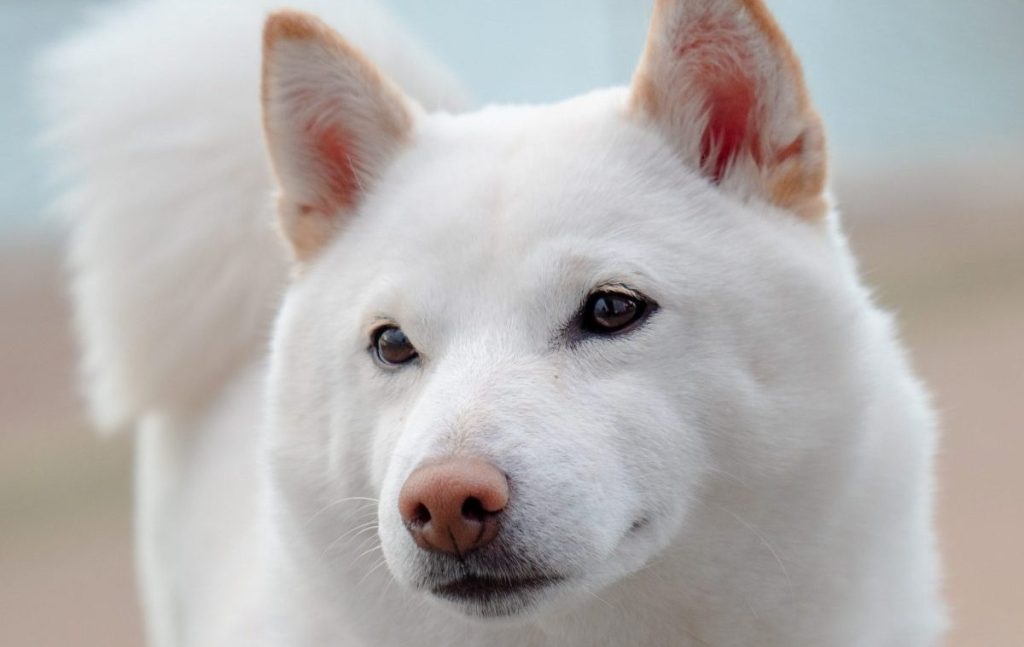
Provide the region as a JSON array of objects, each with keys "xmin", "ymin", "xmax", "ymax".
[{"xmin": 1, "ymin": 179, "xmax": 1022, "ymax": 645}]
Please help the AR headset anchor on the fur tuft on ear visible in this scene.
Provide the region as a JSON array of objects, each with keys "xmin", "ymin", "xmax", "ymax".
[
  {"xmin": 262, "ymin": 10, "xmax": 416, "ymax": 259},
  {"xmin": 630, "ymin": 0, "xmax": 827, "ymax": 219}
]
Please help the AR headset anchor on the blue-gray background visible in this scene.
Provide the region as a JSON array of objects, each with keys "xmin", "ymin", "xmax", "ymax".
[{"xmin": 2, "ymin": 0, "xmax": 1023, "ymax": 233}]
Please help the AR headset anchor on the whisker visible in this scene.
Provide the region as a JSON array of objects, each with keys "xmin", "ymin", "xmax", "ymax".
[
  {"xmin": 722, "ymin": 508, "xmax": 793, "ymax": 591},
  {"xmin": 331, "ymin": 519, "xmax": 380, "ymax": 542},
  {"xmin": 371, "ymin": 563, "xmax": 400, "ymax": 610},
  {"xmin": 306, "ymin": 496, "xmax": 380, "ymax": 527},
  {"xmin": 344, "ymin": 533, "xmax": 383, "ymax": 564},
  {"xmin": 356, "ymin": 557, "xmax": 390, "ymax": 588},
  {"xmin": 352, "ymin": 542, "xmax": 384, "ymax": 563},
  {"xmin": 323, "ymin": 522, "xmax": 380, "ymax": 557},
  {"xmin": 581, "ymin": 585, "xmax": 617, "ymax": 613},
  {"xmin": 704, "ymin": 465, "xmax": 753, "ymax": 491}
]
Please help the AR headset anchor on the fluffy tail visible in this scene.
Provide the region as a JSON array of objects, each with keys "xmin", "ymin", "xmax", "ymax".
[{"xmin": 39, "ymin": 0, "xmax": 468, "ymax": 432}]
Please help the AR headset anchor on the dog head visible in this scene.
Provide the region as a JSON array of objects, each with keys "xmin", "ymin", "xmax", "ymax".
[{"xmin": 262, "ymin": 0, "xmax": 863, "ymax": 620}]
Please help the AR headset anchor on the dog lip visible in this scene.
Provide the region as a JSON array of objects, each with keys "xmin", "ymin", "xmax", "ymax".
[{"xmin": 430, "ymin": 572, "xmax": 565, "ymax": 602}]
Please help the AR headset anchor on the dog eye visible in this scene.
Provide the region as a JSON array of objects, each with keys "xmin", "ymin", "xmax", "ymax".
[
  {"xmin": 581, "ymin": 290, "xmax": 650, "ymax": 335},
  {"xmin": 372, "ymin": 325, "xmax": 418, "ymax": 366}
]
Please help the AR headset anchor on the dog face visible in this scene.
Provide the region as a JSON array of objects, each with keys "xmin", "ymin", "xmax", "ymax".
[{"xmin": 263, "ymin": 1, "xmax": 859, "ymax": 620}]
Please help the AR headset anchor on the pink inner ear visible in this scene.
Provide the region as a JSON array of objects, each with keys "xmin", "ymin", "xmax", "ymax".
[
  {"xmin": 674, "ymin": 20, "xmax": 761, "ymax": 183},
  {"xmin": 305, "ymin": 120, "xmax": 360, "ymax": 211},
  {"xmin": 700, "ymin": 74, "xmax": 759, "ymax": 183}
]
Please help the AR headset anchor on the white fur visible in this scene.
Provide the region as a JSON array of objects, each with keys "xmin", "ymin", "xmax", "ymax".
[{"xmin": 42, "ymin": 1, "xmax": 944, "ymax": 645}]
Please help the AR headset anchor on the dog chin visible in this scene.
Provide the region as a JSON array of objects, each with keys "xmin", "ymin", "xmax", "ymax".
[{"xmin": 421, "ymin": 573, "xmax": 569, "ymax": 620}]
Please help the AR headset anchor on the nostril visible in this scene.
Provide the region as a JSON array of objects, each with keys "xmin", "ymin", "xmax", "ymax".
[
  {"xmin": 460, "ymin": 496, "xmax": 487, "ymax": 523},
  {"xmin": 411, "ymin": 503, "xmax": 431, "ymax": 526}
]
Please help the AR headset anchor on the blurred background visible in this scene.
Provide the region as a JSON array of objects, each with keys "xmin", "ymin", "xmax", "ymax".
[{"xmin": 1, "ymin": 1, "xmax": 1021, "ymax": 645}]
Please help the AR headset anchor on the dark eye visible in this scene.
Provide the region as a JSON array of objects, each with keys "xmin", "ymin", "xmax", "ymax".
[
  {"xmin": 581, "ymin": 290, "xmax": 650, "ymax": 335},
  {"xmin": 371, "ymin": 325, "xmax": 418, "ymax": 366}
]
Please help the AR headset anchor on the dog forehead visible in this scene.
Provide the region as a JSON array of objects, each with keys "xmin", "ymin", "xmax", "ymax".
[
  {"xmin": 358, "ymin": 90, "xmax": 714, "ymax": 271},
  {"xmin": 307, "ymin": 88, "xmax": 762, "ymax": 330}
]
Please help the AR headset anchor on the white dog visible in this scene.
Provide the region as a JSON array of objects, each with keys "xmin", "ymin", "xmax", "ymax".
[{"xmin": 41, "ymin": 0, "xmax": 945, "ymax": 644}]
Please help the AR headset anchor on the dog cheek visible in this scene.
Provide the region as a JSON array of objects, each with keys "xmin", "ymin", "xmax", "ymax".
[
  {"xmin": 527, "ymin": 422, "xmax": 638, "ymax": 558},
  {"xmin": 610, "ymin": 392, "xmax": 708, "ymax": 535}
]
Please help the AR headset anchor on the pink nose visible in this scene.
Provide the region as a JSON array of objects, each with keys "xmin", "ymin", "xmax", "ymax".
[{"xmin": 398, "ymin": 457, "xmax": 509, "ymax": 555}]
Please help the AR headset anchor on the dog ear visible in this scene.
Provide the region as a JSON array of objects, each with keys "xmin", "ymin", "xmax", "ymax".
[
  {"xmin": 629, "ymin": 0, "xmax": 827, "ymax": 219},
  {"xmin": 262, "ymin": 10, "xmax": 416, "ymax": 259}
]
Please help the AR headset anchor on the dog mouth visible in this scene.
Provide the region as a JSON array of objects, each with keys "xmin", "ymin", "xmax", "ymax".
[{"xmin": 428, "ymin": 572, "xmax": 566, "ymax": 616}]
